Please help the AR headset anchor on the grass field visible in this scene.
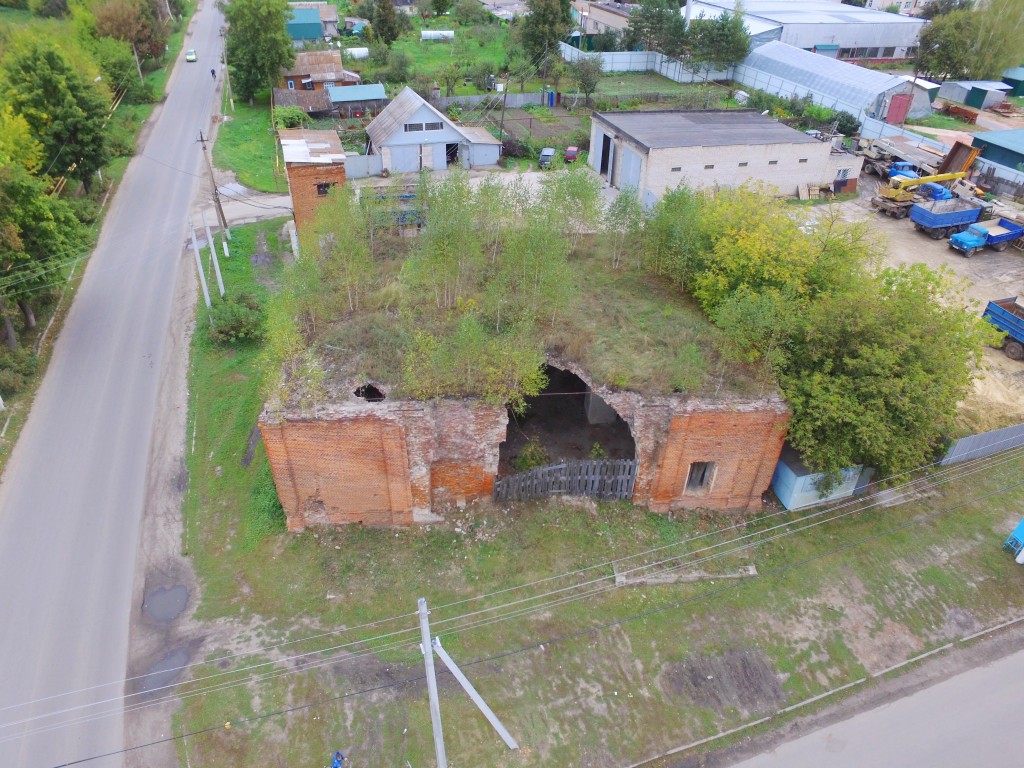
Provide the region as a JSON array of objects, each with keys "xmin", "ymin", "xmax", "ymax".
[
  {"xmin": 175, "ymin": 218, "xmax": 1024, "ymax": 768},
  {"xmin": 907, "ymin": 113, "xmax": 986, "ymax": 132},
  {"xmin": 213, "ymin": 92, "xmax": 289, "ymax": 193}
]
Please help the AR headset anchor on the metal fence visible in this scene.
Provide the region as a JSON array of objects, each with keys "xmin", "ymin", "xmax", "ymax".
[
  {"xmin": 557, "ymin": 43, "xmax": 730, "ymax": 83},
  {"xmin": 940, "ymin": 422, "xmax": 1024, "ymax": 466},
  {"xmin": 432, "ymin": 92, "xmax": 544, "ymax": 110},
  {"xmin": 344, "ymin": 153, "xmax": 383, "ymax": 179},
  {"xmin": 493, "ymin": 459, "xmax": 638, "ymax": 502}
]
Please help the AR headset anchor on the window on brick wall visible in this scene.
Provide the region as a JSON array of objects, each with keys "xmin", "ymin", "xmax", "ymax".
[
  {"xmin": 287, "ymin": 79, "xmax": 295, "ymax": 90},
  {"xmin": 317, "ymin": 182, "xmax": 334, "ymax": 196},
  {"xmin": 685, "ymin": 461, "xmax": 716, "ymax": 494}
]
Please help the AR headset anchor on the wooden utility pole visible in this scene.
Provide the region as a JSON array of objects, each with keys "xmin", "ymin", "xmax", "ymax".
[
  {"xmin": 131, "ymin": 43, "xmax": 144, "ymax": 85},
  {"xmin": 197, "ymin": 130, "xmax": 230, "ymax": 237}
]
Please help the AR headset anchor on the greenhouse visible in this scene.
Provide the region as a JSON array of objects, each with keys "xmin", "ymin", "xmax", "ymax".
[{"xmin": 734, "ymin": 41, "xmax": 912, "ymax": 120}]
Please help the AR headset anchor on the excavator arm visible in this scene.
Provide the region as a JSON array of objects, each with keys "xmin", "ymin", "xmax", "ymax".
[{"xmin": 880, "ymin": 171, "xmax": 968, "ymax": 201}]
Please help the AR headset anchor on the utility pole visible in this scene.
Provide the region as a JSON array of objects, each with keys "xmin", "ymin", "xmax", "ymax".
[
  {"xmin": 197, "ymin": 130, "xmax": 230, "ymax": 238},
  {"xmin": 418, "ymin": 598, "xmax": 447, "ymax": 768},
  {"xmin": 189, "ymin": 220, "xmax": 212, "ymax": 310},
  {"xmin": 201, "ymin": 211, "xmax": 225, "ymax": 298},
  {"xmin": 130, "ymin": 43, "xmax": 144, "ymax": 86},
  {"xmin": 220, "ymin": 30, "xmax": 235, "ymax": 113}
]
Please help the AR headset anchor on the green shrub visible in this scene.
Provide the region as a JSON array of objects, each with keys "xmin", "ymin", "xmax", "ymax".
[
  {"xmin": 242, "ymin": 461, "xmax": 286, "ymax": 550},
  {"xmin": 0, "ymin": 369, "xmax": 26, "ymax": 395},
  {"xmin": 274, "ymin": 105, "xmax": 310, "ymax": 129},
  {"xmin": 514, "ymin": 438, "xmax": 549, "ymax": 472},
  {"xmin": 209, "ymin": 293, "xmax": 265, "ymax": 344},
  {"xmin": 0, "ymin": 347, "xmax": 38, "ymax": 377}
]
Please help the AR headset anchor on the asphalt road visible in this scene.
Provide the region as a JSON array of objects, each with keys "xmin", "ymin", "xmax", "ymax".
[
  {"xmin": 728, "ymin": 646, "xmax": 1024, "ymax": 767},
  {"xmin": 0, "ymin": 6, "xmax": 223, "ymax": 766}
]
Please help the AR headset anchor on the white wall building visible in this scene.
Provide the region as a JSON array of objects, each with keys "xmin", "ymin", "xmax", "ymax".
[
  {"xmin": 366, "ymin": 87, "xmax": 501, "ymax": 173},
  {"xmin": 589, "ymin": 109, "xmax": 863, "ymax": 208},
  {"xmin": 691, "ymin": 0, "xmax": 927, "ymax": 60}
]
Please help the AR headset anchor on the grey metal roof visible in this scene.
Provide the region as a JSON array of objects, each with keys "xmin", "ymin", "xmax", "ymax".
[
  {"xmin": 948, "ymin": 80, "xmax": 1013, "ymax": 91},
  {"xmin": 366, "ymin": 87, "xmax": 467, "ymax": 146},
  {"xmin": 592, "ymin": 109, "xmax": 819, "ymax": 151},
  {"xmin": 743, "ymin": 41, "xmax": 908, "ymax": 109}
]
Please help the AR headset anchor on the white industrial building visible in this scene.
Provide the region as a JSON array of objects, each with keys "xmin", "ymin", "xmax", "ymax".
[
  {"xmin": 735, "ymin": 41, "xmax": 913, "ymax": 120},
  {"xmin": 365, "ymin": 87, "xmax": 501, "ymax": 173},
  {"xmin": 589, "ymin": 109, "xmax": 863, "ymax": 208},
  {"xmin": 689, "ymin": 0, "xmax": 926, "ymax": 61}
]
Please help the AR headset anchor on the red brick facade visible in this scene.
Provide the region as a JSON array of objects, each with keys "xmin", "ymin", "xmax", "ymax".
[
  {"xmin": 260, "ymin": 368, "xmax": 789, "ymax": 529},
  {"xmin": 260, "ymin": 399, "xmax": 508, "ymax": 530},
  {"xmin": 284, "ymin": 162, "xmax": 346, "ymax": 233}
]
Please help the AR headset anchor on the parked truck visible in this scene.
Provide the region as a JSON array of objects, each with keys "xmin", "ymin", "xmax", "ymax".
[
  {"xmin": 871, "ymin": 171, "xmax": 967, "ymax": 218},
  {"xmin": 983, "ymin": 297, "xmax": 1024, "ymax": 361},
  {"xmin": 909, "ymin": 198, "xmax": 987, "ymax": 239},
  {"xmin": 948, "ymin": 218, "xmax": 1024, "ymax": 257}
]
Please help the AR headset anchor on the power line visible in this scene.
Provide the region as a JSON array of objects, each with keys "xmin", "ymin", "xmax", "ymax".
[
  {"xmin": 47, "ymin": 471, "xmax": 1024, "ymax": 767},
  {"xmin": 8, "ymin": 441, "xmax": 1023, "ymax": 745}
]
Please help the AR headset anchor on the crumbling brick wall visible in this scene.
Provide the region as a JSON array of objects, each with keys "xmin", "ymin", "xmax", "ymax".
[
  {"xmin": 260, "ymin": 397, "xmax": 507, "ymax": 530},
  {"xmin": 261, "ymin": 368, "xmax": 789, "ymax": 529},
  {"xmin": 285, "ymin": 162, "xmax": 346, "ymax": 233}
]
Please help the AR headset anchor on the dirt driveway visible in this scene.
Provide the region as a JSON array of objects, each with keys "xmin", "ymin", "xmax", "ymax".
[{"xmin": 821, "ymin": 184, "xmax": 1024, "ymax": 432}]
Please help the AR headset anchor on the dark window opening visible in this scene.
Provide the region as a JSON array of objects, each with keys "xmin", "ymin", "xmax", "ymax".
[
  {"xmin": 354, "ymin": 383, "xmax": 385, "ymax": 401},
  {"xmin": 686, "ymin": 461, "xmax": 716, "ymax": 493},
  {"xmin": 446, "ymin": 143, "xmax": 459, "ymax": 165},
  {"xmin": 768, "ymin": 160, "xmax": 778, "ymax": 166},
  {"xmin": 316, "ymin": 182, "xmax": 334, "ymax": 196},
  {"xmin": 498, "ymin": 365, "xmax": 635, "ymax": 476}
]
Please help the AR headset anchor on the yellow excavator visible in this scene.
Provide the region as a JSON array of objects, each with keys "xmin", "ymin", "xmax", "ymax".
[{"xmin": 872, "ymin": 171, "xmax": 968, "ymax": 217}]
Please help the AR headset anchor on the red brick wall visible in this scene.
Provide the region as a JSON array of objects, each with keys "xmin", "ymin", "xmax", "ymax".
[
  {"xmin": 261, "ymin": 415, "xmax": 414, "ymax": 529},
  {"xmin": 285, "ymin": 162, "xmax": 346, "ymax": 233},
  {"xmin": 260, "ymin": 399, "xmax": 508, "ymax": 530},
  {"xmin": 646, "ymin": 408, "xmax": 789, "ymax": 513}
]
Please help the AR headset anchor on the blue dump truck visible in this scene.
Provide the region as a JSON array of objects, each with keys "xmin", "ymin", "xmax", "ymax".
[
  {"xmin": 983, "ymin": 297, "xmax": 1024, "ymax": 361},
  {"xmin": 949, "ymin": 218, "xmax": 1024, "ymax": 257},
  {"xmin": 909, "ymin": 198, "xmax": 986, "ymax": 239}
]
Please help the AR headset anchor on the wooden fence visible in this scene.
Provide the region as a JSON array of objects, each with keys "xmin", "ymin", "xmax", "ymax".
[{"xmin": 493, "ymin": 459, "xmax": 638, "ymax": 502}]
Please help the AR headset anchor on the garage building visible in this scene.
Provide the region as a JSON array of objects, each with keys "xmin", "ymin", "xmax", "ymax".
[
  {"xmin": 589, "ymin": 109, "xmax": 862, "ymax": 208},
  {"xmin": 365, "ymin": 87, "xmax": 501, "ymax": 173}
]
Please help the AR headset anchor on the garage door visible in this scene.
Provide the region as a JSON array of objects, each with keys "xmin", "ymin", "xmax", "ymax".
[{"xmin": 389, "ymin": 145, "xmax": 419, "ymax": 173}]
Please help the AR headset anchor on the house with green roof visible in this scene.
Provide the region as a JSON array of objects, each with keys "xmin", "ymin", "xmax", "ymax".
[
  {"xmin": 971, "ymin": 129, "xmax": 1024, "ymax": 171},
  {"xmin": 287, "ymin": 7, "xmax": 323, "ymax": 45}
]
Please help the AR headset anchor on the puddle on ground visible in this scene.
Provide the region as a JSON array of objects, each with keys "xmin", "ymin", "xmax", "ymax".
[
  {"xmin": 142, "ymin": 584, "xmax": 188, "ymax": 624},
  {"xmin": 136, "ymin": 642, "xmax": 199, "ymax": 696}
]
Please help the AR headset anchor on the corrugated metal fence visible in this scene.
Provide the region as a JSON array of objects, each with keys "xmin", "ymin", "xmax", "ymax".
[
  {"xmin": 940, "ymin": 422, "xmax": 1024, "ymax": 466},
  {"xmin": 493, "ymin": 459, "xmax": 637, "ymax": 502},
  {"xmin": 557, "ymin": 43, "xmax": 730, "ymax": 83},
  {"xmin": 432, "ymin": 92, "xmax": 544, "ymax": 110}
]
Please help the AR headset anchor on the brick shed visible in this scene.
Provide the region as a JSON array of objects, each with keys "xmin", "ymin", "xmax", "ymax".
[
  {"xmin": 279, "ymin": 129, "xmax": 346, "ymax": 232},
  {"xmin": 260, "ymin": 363, "xmax": 789, "ymax": 530}
]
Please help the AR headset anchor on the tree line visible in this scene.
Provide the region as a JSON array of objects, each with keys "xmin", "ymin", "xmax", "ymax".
[
  {"xmin": 0, "ymin": 0, "xmax": 181, "ymax": 360},
  {"xmin": 257, "ymin": 167, "xmax": 992, "ymax": 485}
]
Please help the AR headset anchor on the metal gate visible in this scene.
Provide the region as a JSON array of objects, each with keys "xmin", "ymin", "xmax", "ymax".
[{"xmin": 493, "ymin": 459, "xmax": 637, "ymax": 502}]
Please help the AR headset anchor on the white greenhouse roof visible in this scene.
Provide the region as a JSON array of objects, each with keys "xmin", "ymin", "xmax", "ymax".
[
  {"xmin": 701, "ymin": 0, "xmax": 925, "ymax": 26},
  {"xmin": 743, "ymin": 42, "xmax": 908, "ymax": 107},
  {"xmin": 685, "ymin": 1, "xmax": 781, "ymax": 37}
]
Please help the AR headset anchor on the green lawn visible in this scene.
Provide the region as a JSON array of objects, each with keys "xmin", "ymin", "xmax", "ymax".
[
  {"xmin": 907, "ymin": 112, "xmax": 986, "ymax": 132},
  {"xmin": 176, "ymin": 218, "xmax": 1024, "ymax": 768},
  {"xmin": 213, "ymin": 92, "xmax": 288, "ymax": 193}
]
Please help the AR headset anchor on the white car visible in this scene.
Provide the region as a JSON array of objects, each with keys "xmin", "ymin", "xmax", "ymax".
[{"xmin": 185, "ymin": 49, "xmax": 197, "ymax": 62}]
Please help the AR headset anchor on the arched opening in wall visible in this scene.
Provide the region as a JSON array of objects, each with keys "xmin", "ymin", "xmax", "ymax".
[
  {"xmin": 354, "ymin": 383, "xmax": 385, "ymax": 402},
  {"xmin": 498, "ymin": 365, "xmax": 635, "ymax": 476}
]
